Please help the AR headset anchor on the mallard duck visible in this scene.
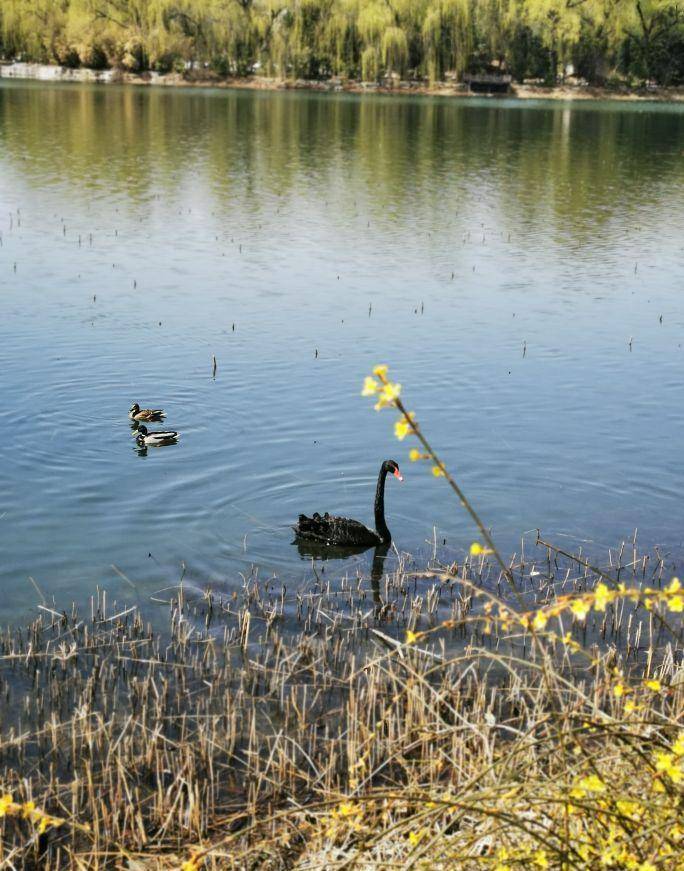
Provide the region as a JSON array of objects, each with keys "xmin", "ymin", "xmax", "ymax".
[
  {"xmin": 129, "ymin": 403, "xmax": 166, "ymax": 422},
  {"xmin": 135, "ymin": 424, "xmax": 179, "ymax": 447}
]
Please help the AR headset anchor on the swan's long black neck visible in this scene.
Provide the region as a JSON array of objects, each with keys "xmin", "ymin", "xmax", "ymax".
[{"xmin": 374, "ymin": 464, "xmax": 392, "ymax": 544}]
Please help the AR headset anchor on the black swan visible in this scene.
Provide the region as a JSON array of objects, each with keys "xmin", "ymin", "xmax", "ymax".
[{"xmin": 294, "ymin": 460, "xmax": 402, "ymax": 546}]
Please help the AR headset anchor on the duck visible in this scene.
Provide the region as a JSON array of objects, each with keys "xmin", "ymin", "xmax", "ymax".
[
  {"xmin": 129, "ymin": 403, "xmax": 166, "ymax": 422},
  {"xmin": 294, "ymin": 460, "xmax": 402, "ymax": 547},
  {"xmin": 135, "ymin": 424, "xmax": 179, "ymax": 447}
]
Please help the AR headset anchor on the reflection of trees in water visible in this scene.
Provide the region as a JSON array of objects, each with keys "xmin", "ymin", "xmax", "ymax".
[{"xmin": 1, "ymin": 85, "xmax": 682, "ymax": 244}]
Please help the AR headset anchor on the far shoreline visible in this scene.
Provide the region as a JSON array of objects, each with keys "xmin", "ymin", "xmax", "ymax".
[{"xmin": 2, "ymin": 61, "xmax": 683, "ymax": 104}]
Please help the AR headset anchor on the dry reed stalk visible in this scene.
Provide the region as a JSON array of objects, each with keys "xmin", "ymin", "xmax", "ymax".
[{"xmin": 0, "ymin": 540, "xmax": 680, "ymax": 869}]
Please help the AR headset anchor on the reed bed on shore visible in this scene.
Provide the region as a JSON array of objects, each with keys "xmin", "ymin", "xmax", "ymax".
[{"xmin": 0, "ymin": 536, "xmax": 681, "ymax": 869}]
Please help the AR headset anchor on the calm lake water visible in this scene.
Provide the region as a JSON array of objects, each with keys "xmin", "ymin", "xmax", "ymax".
[{"xmin": 1, "ymin": 80, "xmax": 683, "ymax": 623}]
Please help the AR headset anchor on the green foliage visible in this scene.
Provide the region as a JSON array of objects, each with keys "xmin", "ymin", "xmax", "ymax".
[{"xmin": 0, "ymin": 0, "xmax": 682, "ymax": 84}]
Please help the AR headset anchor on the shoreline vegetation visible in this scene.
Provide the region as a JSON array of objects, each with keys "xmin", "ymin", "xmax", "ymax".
[
  {"xmin": 2, "ymin": 61, "xmax": 684, "ymax": 102},
  {"xmin": 1, "ymin": 0, "xmax": 683, "ymax": 104},
  {"xmin": 0, "ymin": 539, "xmax": 682, "ymax": 868}
]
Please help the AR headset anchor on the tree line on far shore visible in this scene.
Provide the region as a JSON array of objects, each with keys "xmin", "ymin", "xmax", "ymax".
[{"xmin": 1, "ymin": 0, "xmax": 683, "ymax": 86}]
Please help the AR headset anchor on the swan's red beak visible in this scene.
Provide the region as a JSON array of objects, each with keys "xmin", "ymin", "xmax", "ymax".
[{"xmin": 393, "ymin": 469, "xmax": 403, "ymax": 481}]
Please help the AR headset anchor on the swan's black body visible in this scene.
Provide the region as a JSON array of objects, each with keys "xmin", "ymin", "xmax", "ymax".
[{"xmin": 294, "ymin": 460, "xmax": 401, "ymax": 547}]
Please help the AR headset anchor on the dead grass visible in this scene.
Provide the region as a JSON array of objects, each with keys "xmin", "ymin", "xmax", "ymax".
[{"xmin": 0, "ymin": 536, "xmax": 682, "ymax": 869}]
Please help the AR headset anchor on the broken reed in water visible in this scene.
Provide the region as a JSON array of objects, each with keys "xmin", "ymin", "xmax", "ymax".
[{"xmin": 0, "ymin": 537, "xmax": 682, "ymax": 869}]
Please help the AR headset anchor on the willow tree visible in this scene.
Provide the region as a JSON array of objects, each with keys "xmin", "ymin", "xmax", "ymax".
[
  {"xmin": 356, "ymin": 1, "xmax": 394, "ymax": 78},
  {"xmin": 421, "ymin": 0, "xmax": 470, "ymax": 80},
  {"xmin": 0, "ymin": 0, "xmax": 681, "ymax": 84},
  {"xmin": 1, "ymin": 0, "xmax": 71, "ymax": 62},
  {"xmin": 298, "ymin": 0, "xmax": 338, "ymax": 77},
  {"xmin": 623, "ymin": 0, "xmax": 684, "ymax": 82},
  {"xmin": 194, "ymin": 0, "xmax": 262, "ymax": 76},
  {"xmin": 473, "ymin": 0, "xmax": 512, "ymax": 67},
  {"xmin": 379, "ymin": 25, "xmax": 406, "ymax": 74},
  {"xmin": 323, "ymin": 0, "xmax": 359, "ymax": 76},
  {"xmin": 59, "ymin": 0, "xmax": 143, "ymax": 69},
  {"xmin": 513, "ymin": 0, "xmax": 585, "ymax": 80},
  {"xmin": 551, "ymin": 0, "xmax": 633, "ymax": 82}
]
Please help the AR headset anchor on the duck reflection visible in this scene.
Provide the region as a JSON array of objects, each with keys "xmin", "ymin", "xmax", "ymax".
[{"xmin": 130, "ymin": 421, "xmax": 146, "ymax": 456}]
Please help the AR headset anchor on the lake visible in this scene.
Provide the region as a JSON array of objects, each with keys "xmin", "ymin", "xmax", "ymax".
[{"xmin": 1, "ymin": 80, "xmax": 683, "ymax": 623}]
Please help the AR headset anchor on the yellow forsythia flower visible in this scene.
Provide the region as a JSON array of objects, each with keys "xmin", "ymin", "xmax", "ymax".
[
  {"xmin": 655, "ymin": 751, "xmax": 682, "ymax": 783},
  {"xmin": 593, "ymin": 582, "xmax": 612, "ymax": 612},
  {"xmin": 406, "ymin": 630, "xmax": 419, "ymax": 644},
  {"xmin": 383, "ymin": 382, "xmax": 401, "ymax": 401},
  {"xmin": 668, "ymin": 595, "xmax": 683, "ymax": 612},
  {"xmin": 667, "ymin": 577, "xmax": 681, "ymax": 593},
  {"xmin": 534, "ymin": 850, "xmax": 549, "ymax": 869},
  {"xmin": 0, "ymin": 795, "xmax": 14, "ymax": 817},
  {"xmin": 394, "ymin": 412, "xmax": 415, "ymax": 441},
  {"xmin": 394, "ymin": 419, "xmax": 410, "ymax": 440},
  {"xmin": 673, "ymin": 731, "xmax": 684, "ymax": 756},
  {"xmin": 571, "ymin": 599, "xmax": 590, "ymax": 621},
  {"xmin": 614, "ymin": 683, "xmax": 625, "ymax": 698},
  {"xmin": 373, "ymin": 364, "xmax": 388, "ymax": 378},
  {"xmin": 409, "ymin": 448, "xmax": 422, "ymax": 462},
  {"xmin": 533, "ymin": 610, "xmax": 548, "ymax": 630},
  {"xmin": 645, "ymin": 679, "xmax": 661, "ymax": 692},
  {"xmin": 361, "ymin": 376, "xmax": 379, "ymax": 396},
  {"xmin": 431, "ymin": 465, "xmax": 445, "ymax": 477},
  {"xmin": 616, "ymin": 799, "xmax": 640, "ymax": 817},
  {"xmin": 654, "ymin": 751, "xmax": 673, "ymax": 772},
  {"xmin": 577, "ymin": 774, "xmax": 606, "ymax": 794},
  {"xmin": 374, "ymin": 381, "xmax": 401, "ymax": 410},
  {"xmin": 470, "ymin": 542, "xmax": 493, "ymax": 556}
]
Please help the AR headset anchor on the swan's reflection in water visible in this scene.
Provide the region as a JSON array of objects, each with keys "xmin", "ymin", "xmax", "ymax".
[{"xmin": 294, "ymin": 541, "xmax": 390, "ymax": 616}]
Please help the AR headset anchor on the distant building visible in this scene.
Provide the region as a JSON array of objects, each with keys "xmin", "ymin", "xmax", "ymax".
[{"xmin": 464, "ymin": 73, "xmax": 512, "ymax": 94}]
